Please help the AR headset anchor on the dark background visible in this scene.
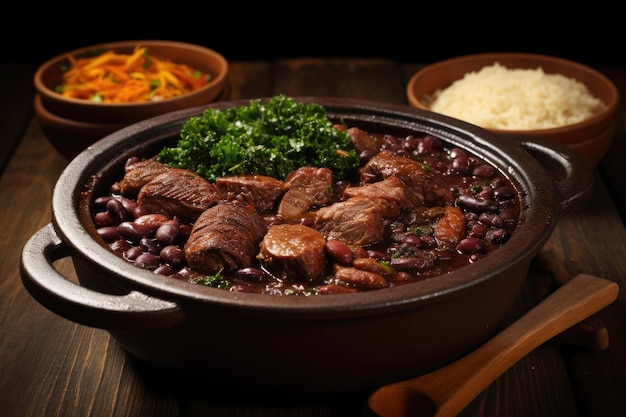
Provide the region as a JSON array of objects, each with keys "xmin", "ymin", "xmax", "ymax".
[{"xmin": 5, "ymin": 7, "xmax": 624, "ymax": 68}]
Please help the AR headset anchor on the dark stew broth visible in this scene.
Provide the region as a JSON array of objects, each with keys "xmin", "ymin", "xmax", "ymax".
[{"xmin": 89, "ymin": 125, "xmax": 522, "ymax": 295}]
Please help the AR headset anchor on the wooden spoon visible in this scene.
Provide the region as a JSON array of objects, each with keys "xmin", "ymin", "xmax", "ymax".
[{"xmin": 367, "ymin": 273, "xmax": 619, "ymax": 417}]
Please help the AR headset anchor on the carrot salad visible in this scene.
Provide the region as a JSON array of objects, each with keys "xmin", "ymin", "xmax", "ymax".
[{"xmin": 56, "ymin": 45, "xmax": 211, "ymax": 103}]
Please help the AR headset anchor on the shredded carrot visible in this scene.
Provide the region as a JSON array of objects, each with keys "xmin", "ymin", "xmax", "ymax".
[{"xmin": 57, "ymin": 45, "xmax": 211, "ymax": 103}]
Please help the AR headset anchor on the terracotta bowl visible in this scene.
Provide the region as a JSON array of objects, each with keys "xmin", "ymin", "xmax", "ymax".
[
  {"xmin": 34, "ymin": 86, "xmax": 231, "ymax": 160},
  {"xmin": 34, "ymin": 40, "xmax": 229, "ymax": 159},
  {"xmin": 20, "ymin": 97, "xmax": 593, "ymax": 398},
  {"xmin": 406, "ymin": 53, "xmax": 619, "ymax": 167},
  {"xmin": 34, "ymin": 94, "xmax": 128, "ymax": 159}
]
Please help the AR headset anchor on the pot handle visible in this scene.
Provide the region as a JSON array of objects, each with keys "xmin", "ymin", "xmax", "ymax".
[
  {"xmin": 506, "ymin": 135, "xmax": 594, "ymax": 214},
  {"xmin": 20, "ymin": 223, "xmax": 187, "ymax": 331}
]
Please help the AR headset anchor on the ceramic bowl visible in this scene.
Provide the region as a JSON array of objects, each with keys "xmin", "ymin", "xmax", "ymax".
[
  {"xmin": 34, "ymin": 40, "xmax": 229, "ymax": 159},
  {"xmin": 406, "ymin": 53, "xmax": 619, "ymax": 167}
]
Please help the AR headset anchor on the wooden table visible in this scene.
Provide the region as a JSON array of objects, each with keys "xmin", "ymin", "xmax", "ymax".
[{"xmin": 1, "ymin": 58, "xmax": 625, "ymax": 417}]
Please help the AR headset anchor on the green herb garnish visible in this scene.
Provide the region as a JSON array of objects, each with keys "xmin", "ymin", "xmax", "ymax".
[
  {"xmin": 157, "ymin": 95, "xmax": 360, "ymax": 181},
  {"xmin": 192, "ymin": 270, "xmax": 230, "ymax": 288}
]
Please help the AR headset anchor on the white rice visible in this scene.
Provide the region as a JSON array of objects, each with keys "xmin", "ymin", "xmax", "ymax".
[{"xmin": 427, "ymin": 62, "xmax": 606, "ymax": 130}]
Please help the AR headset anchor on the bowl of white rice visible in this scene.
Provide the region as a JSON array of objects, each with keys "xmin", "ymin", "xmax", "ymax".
[{"xmin": 406, "ymin": 53, "xmax": 619, "ymax": 167}]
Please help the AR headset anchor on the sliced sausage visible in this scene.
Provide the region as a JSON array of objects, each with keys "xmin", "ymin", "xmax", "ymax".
[{"xmin": 185, "ymin": 203, "xmax": 268, "ymax": 275}]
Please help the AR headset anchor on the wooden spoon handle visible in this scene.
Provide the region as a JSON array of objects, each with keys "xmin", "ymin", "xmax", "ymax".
[{"xmin": 369, "ymin": 273, "xmax": 619, "ymax": 417}]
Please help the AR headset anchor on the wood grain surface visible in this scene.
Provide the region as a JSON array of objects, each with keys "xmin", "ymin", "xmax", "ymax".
[{"xmin": 1, "ymin": 58, "xmax": 625, "ymax": 417}]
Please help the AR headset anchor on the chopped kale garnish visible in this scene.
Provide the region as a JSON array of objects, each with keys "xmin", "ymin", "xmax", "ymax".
[{"xmin": 158, "ymin": 95, "xmax": 360, "ymax": 181}]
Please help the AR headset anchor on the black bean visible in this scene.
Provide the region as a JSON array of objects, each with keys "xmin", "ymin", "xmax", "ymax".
[
  {"xmin": 403, "ymin": 135, "xmax": 419, "ymax": 152},
  {"xmin": 160, "ymin": 245, "xmax": 185, "ymax": 266},
  {"xmin": 472, "ymin": 164, "xmax": 495, "ymax": 178},
  {"xmin": 401, "ymin": 232, "xmax": 421, "ymax": 247},
  {"xmin": 134, "ymin": 253, "xmax": 161, "ymax": 270},
  {"xmin": 234, "ymin": 267, "xmax": 271, "ymax": 282},
  {"xmin": 359, "ymin": 148, "xmax": 377, "ymax": 163},
  {"xmin": 353, "ymin": 257, "xmax": 392, "ymax": 276},
  {"xmin": 457, "ymin": 237, "xmax": 486, "ymax": 254},
  {"xmin": 140, "ymin": 237, "xmax": 160, "ymax": 255},
  {"xmin": 469, "ymin": 223, "xmax": 487, "ymax": 238},
  {"xmin": 106, "ymin": 198, "xmax": 131, "ymax": 223},
  {"xmin": 325, "ymin": 239, "xmax": 353, "ymax": 265},
  {"xmin": 155, "ymin": 220, "xmax": 180, "ymax": 245},
  {"xmin": 179, "ymin": 224, "xmax": 193, "ymax": 241},
  {"xmin": 124, "ymin": 246, "xmax": 143, "ymax": 261},
  {"xmin": 486, "ymin": 228, "xmax": 510, "ymax": 244},
  {"xmin": 457, "ymin": 194, "xmax": 497, "ymax": 213},
  {"xmin": 449, "ymin": 147, "xmax": 467, "ymax": 159},
  {"xmin": 478, "ymin": 213, "xmax": 504, "ymax": 227},
  {"xmin": 493, "ymin": 186, "xmax": 516, "ymax": 201},
  {"xmin": 93, "ymin": 211, "xmax": 115, "ymax": 227},
  {"xmin": 93, "ymin": 196, "xmax": 113, "ymax": 210},
  {"xmin": 416, "ymin": 135, "xmax": 443, "ymax": 155},
  {"xmin": 97, "ymin": 226, "xmax": 121, "ymax": 242},
  {"xmin": 135, "ymin": 213, "xmax": 169, "ymax": 233},
  {"xmin": 451, "ymin": 155, "xmax": 471, "ymax": 173},
  {"xmin": 117, "ymin": 221, "xmax": 151, "ymax": 241},
  {"xmin": 119, "ymin": 197, "xmax": 138, "ymax": 216},
  {"xmin": 133, "ymin": 205, "xmax": 150, "ymax": 219},
  {"xmin": 109, "ymin": 239, "xmax": 131, "ymax": 254},
  {"xmin": 390, "ymin": 256, "xmax": 432, "ymax": 271},
  {"xmin": 154, "ymin": 264, "xmax": 173, "ymax": 275},
  {"xmin": 383, "ymin": 134, "xmax": 399, "ymax": 148}
]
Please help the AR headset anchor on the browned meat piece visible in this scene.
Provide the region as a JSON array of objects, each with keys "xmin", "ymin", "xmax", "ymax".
[
  {"xmin": 433, "ymin": 205, "xmax": 467, "ymax": 248},
  {"xmin": 118, "ymin": 158, "xmax": 171, "ymax": 197},
  {"xmin": 257, "ymin": 224, "xmax": 327, "ymax": 281},
  {"xmin": 342, "ymin": 175, "xmax": 420, "ymax": 218},
  {"xmin": 185, "ymin": 203, "xmax": 268, "ymax": 275},
  {"xmin": 215, "ymin": 174, "xmax": 285, "ymax": 213},
  {"xmin": 277, "ymin": 167, "xmax": 333, "ymax": 220},
  {"xmin": 137, "ymin": 168, "xmax": 222, "ymax": 221},
  {"xmin": 360, "ymin": 149, "xmax": 454, "ymax": 205},
  {"xmin": 314, "ymin": 196, "xmax": 385, "ymax": 246},
  {"xmin": 346, "ymin": 127, "xmax": 380, "ymax": 157}
]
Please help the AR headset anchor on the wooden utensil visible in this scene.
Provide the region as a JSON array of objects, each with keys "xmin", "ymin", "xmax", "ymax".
[{"xmin": 367, "ymin": 273, "xmax": 619, "ymax": 417}]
